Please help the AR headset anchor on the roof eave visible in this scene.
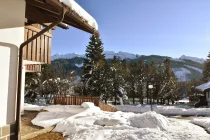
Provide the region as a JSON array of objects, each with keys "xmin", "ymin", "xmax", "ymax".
[{"xmin": 25, "ymin": 0, "xmax": 99, "ymax": 36}]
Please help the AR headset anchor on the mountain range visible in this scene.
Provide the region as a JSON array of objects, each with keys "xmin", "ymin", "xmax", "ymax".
[{"xmin": 51, "ymin": 51, "xmax": 206, "ymax": 82}]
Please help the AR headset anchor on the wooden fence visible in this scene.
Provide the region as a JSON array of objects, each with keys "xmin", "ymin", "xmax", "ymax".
[
  {"xmin": 54, "ymin": 96, "xmax": 99, "ymax": 106},
  {"xmin": 54, "ymin": 96, "xmax": 117, "ymax": 112},
  {"xmin": 98, "ymin": 102, "xmax": 117, "ymax": 112}
]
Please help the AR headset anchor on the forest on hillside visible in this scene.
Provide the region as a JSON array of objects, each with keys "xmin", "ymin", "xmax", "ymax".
[{"xmin": 25, "ymin": 35, "xmax": 210, "ymax": 105}]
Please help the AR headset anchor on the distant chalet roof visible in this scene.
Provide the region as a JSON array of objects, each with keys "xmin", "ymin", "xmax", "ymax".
[
  {"xmin": 195, "ymin": 81, "xmax": 210, "ymax": 92},
  {"xmin": 25, "ymin": 0, "xmax": 99, "ymax": 35}
]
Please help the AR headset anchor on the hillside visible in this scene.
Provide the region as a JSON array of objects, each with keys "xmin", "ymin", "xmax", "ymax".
[{"xmin": 51, "ymin": 53, "xmax": 204, "ymax": 82}]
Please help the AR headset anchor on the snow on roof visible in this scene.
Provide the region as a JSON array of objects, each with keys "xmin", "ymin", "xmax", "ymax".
[
  {"xmin": 195, "ymin": 81, "xmax": 210, "ymax": 92},
  {"xmin": 59, "ymin": 0, "xmax": 98, "ymax": 30}
]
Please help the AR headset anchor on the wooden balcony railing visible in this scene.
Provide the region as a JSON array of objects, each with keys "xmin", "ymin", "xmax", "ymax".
[
  {"xmin": 23, "ymin": 24, "xmax": 52, "ymax": 64},
  {"xmin": 25, "ymin": 64, "xmax": 41, "ymax": 73}
]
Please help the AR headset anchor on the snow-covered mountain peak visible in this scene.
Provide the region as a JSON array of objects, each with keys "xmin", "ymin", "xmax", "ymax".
[
  {"xmin": 52, "ymin": 52, "xmax": 206, "ymax": 65},
  {"xmin": 54, "ymin": 53, "xmax": 61, "ymax": 56},
  {"xmin": 179, "ymin": 55, "xmax": 206, "ymax": 64},
  {"xmin": 103, "ymin": 51, "xmax": 137, "ymax": 59},
  {"xmin": 52, "ymin": 52, "xmax": 81, "ymax": 60}
]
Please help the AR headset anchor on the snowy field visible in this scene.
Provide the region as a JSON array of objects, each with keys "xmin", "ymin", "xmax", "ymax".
[
  {"xmin": 115, "ymin": 105, "xmax": 210, "ymax": 116},
  {"xmin": 25, "ymin": 103, "xmax": 210, "ymax": 140}
]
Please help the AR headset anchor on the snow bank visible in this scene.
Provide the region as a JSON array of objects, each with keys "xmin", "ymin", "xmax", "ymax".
[
  {"xmin": 81, "ymin": 102, "xmax": 95, "ymax": 108},
  {"xmin": 191, "ymin": 118, "xmax": 210, "ymax": 133},
  {"xmin": 129, "ymin": 111, "xmax": 169, "ymax": 130},
  {"xmin": 54, "ymin": 109, "xmax": 210, "ymax": 140},
  {"xmin": 30, "ymin": 103, "xmax": 210, "ymax": 140},
  {"xmin": 31, "ymin": 105, "xmax": 87, "ymax": 128},
  {"xmin": 24, "ymin": 103, "xmax": 45, "ymax": 111},
  {"xmin": 175, "ymin": 98, "xmax": 189, "ymax": 103},
  {"xmin": 44, "ymin": 105, "xmax": 86, "ymax": 114},
  {"xmin": 115, "ymin": 105, "xmax": 210, "ymax": 116},
  {"xmin": 31, "ymin": 112, "xmax": 73, "ymax": 128},
  {"xmin": 94, "ymin": 118, "xmax": 121, "ymax": 126},
  {"xmin": 54, "ymin": 110, "xmax": 170, "ymax": 139}
]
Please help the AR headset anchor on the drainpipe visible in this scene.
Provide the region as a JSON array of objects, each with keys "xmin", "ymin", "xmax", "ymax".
[{"xmin": 15, "ymin": 6, "xmax": 67, "ymax": 140}]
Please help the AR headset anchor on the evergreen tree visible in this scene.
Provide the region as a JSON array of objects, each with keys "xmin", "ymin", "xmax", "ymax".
[
  {"xmin": 82, "ymin": 35, "xmax": 106, "ymax": 96},
  {"xmin": 148, "ymin": 61, "xmax": 157, "ymax": 104},
  {"xmin": 127, "ymin": 60, "xmax": 138, "ymax": 104},
  {"xmin": 110, "ymin": 56, "xmax": 126, "ymax": 104},
  {"xmin": 203, "ymin": 52, "xmax": 210, "ymax": 81},
  {"xmin": 161, "ymin": 59, "xmax": 178, "ymax": 104},
  {"xmin": 99, "ymin": 61, "xmax": 113, "ymax": 103},
  {"xmin": 144, "ymin": 64, "xmax": 150, "ymax": 104},
  {"xmin": 136, "ymin": 60, "xmax": 145, "ymax": 104}
]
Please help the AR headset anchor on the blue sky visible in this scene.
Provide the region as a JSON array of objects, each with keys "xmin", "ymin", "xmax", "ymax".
[{"xmin": 52, "ymin": 0, "xmax": 210, "ymax": 58}]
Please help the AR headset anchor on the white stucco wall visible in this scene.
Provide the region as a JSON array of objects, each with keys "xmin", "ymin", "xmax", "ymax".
[{"xmin": 0, "ymin": 0, "xmax": 25, "ymax": 126}]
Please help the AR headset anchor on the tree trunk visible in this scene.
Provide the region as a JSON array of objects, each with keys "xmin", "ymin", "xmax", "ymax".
[
  {"xmin": 114, "ymin": 97, "xmax": 117, "ymax": 105},
  {"xmin": 133, "ymin": 97, "xmax": 135, "ymax": 105},
  {"xmin": 172, "ymin": 99, "xmax": 174, "ymax": 105}
]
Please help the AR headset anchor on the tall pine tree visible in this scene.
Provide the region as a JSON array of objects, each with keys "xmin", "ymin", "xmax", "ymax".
[{"xmin": 82, "ymin": 35, "xmax": 106, "ymax": 96}]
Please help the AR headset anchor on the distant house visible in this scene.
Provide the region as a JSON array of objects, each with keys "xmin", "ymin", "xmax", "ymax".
[
  {"xmin": 195, "ymin": 81, "xmax": 210, "ymax": 106},
  {"xmin": 0, "ymin": 0, "xmax": 98, "ymax": 139}
]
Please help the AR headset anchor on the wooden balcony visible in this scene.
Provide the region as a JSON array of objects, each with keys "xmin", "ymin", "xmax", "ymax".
[
  {"xmin": 25, "ymin": 64, "xmax": 41, "ymax": 73},
  {"xmin": 23, "ymin": 24, "xmax": 52, "ymax": 64}
]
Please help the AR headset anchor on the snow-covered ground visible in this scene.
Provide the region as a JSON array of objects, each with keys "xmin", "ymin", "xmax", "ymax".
[
  {"xmin": 27, "ymin": 103, "xmax": 210, "ymax": 140},
  {"xmin": 191, "ymin": 118, "xmax": 210, "ymax": 133},
  {"xmin": 115, "ymin": 105, "xmax": 210, "ymax": 116},
  {"xmin": 29, "ymin": 104, "xmax": 86, "ymax": 128},
  {"xmin": 24, "ymin": 103, "xmax": 46, "ymax": 111}
]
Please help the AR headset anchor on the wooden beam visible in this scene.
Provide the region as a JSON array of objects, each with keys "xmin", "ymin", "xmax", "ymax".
[
  {"xmin": 27, "ymin": 30, "xmax": 33, "ymax": 60},
  {"xmin": 42, "ymin": 23, "xmax": 57, "ymax": 30},
  {"xmin": 44, "ymin": 36, "xmax": 48, "ymax": 63},
  {"xmin": 32, "ymin": 32, "xmax": 37, "ymax": 61},
  {"xmin": 36, "ymin": 36, "xmax": 41, "ymax": 62},
  {"xmin": 48, "ymin": 37, "xmax": 52, "ymax": 64},
  {"xmin": 23, "ymin": 28, "xmax": 28, "ymax": 59},
  {"xmin": 26, "ymin": 4, "xmax": 56, "ymax": 24},
  {"xmin": 25, "ymin": 25, "xmax": 52, "ymax": 37},
  {"xmin": 40, "ymin": 35, "xmax": 45, "ymax": 62},
  {"xmin": 26, "ymin": 0, "xmax": 99, "ymax": 35}
]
